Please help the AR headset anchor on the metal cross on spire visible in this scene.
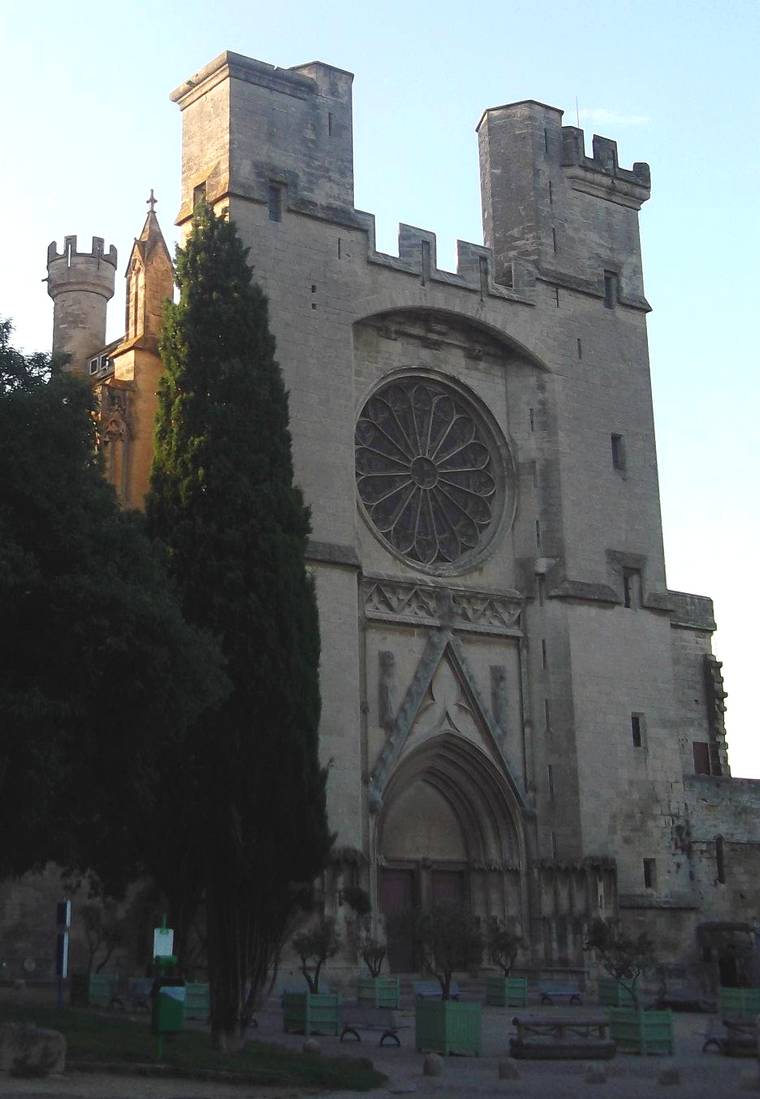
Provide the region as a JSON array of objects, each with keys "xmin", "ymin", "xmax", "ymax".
[{"xmin": 146, "ymin": 189, "xmax": 157, "ymax": 213}]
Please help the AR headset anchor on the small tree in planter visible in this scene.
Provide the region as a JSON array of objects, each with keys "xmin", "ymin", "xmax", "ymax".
[
  {"xmin": 585, "ymin": 917, "xmax": 673, "ymax": 1055},
  {"xmin": 342, "ymin": 886, "xmax": 399, "ymax": 1007},
  {"xmin": 414, "ymin": 902, "xmax": 483, "ymax": 1056},
  {"xmin": 283, "ymin": 917, "xmax": 342, "ymax": 1036},
  {"xmin": 292, "ymin": 916, "xmax": 340, "ymax": 994},
  {"xmin": 485, "ymin": 919, "xmax": 526, "ymax": 1007}
]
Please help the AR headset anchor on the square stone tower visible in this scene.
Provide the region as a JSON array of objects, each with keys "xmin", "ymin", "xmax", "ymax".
[{"xmin": 164, "ymin": 51, "xmax": 745, "ymax": 969}]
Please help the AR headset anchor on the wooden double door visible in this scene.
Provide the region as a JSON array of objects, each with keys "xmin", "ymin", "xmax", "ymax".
[{"xmin": 379, "ymin": 866, "xmax": 466, "ymax": 972}]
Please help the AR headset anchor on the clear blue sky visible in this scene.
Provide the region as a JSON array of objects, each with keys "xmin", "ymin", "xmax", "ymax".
[{"xmin": 2, "ymin": 0, "xmax": 757, "ymax": 774}]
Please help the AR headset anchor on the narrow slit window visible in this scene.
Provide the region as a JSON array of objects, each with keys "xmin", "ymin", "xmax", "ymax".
[
  {"xmin": 547, "ymin": 764, "xmax": 555, "ymax": 799},
  {"xmin": 604, "ymin": 270, "xmax": 618, "ymax": 309},
  {"xmin": 193, "ymin": 181, "xmax": 207, "ymax": 208},
  {"xmin": 643, "ymin": 858, "xmax": 657, "ymax": 890},
  {"xmin": 544, "ymin": 128, "xmax": 549, "ymax": 153},
  {"xmin": 552, "ymin": 227, "xmax": 557, "ymax": 253},
  {"xmin": 268, "ymin": 183, "xmax": 282, "ymax": 222},
  {"xmin": 623, "ymin": 568, "xmax": 640, "ymax": 608},
  {"xmin": 327, "ymin": 111, "xmax": 333, "ymax": 136},
  {"xmin": 536, "ymin": 519, "xmax": 542, "ymax": 549},
  {"xmin": 529, "ymin": 407, "xmax": 535, "ymax": 432},
  {"xmin": 611, "ymin": 433, "xmax": 626, "ymax": 471},
  {"xmin": 541, "ymin": 639, "xmax": 547, "ymax": 669},
  {"xmin": 544, "ymin": 698, "xmax": 551, "ymax": 730},
  {"xmin": 577, "ymin": 337, "xmax": 583, "ymax": 360},
  {"xmin": 548, "ymin": 180, "xmax": 553, "ymax": 205},
  {"xmin": 716, "ymin": 835, "xmax": 726, "ymax": 883},
  {"xmin": 537, "ymin": 575, "xmax": 545, "ymax": 606},
  {"xmin": 555, "ymin": 286, "xmax": 560, "ymax": 308},
  {"xmin": 631, "ymin": 713, "xmax": 644, "ymax": 748}
]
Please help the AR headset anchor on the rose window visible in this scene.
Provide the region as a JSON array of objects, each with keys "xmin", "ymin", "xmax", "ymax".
[{"xmin": 355, "ymin": 377, "xmax": 506, "ymax": 569}]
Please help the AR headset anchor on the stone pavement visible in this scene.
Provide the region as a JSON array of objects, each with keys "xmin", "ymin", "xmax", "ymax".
[{"xmin": 2, "ymin": 1005, "xmax": 757, "ymax": 1098}]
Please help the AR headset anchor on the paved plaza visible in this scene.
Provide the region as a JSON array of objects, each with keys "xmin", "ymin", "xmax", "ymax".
[{"xmin": 2, "ymin": 1001, "xmax": 758, "ymax": 1098}]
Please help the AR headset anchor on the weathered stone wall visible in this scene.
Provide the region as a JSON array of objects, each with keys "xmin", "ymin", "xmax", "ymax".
[{"xmin": 686, "ymin": 775, "xmax": 760, "ymax": 922}]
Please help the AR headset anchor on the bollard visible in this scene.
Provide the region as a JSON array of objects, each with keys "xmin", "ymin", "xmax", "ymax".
[{"xmin": 423, "ymin": 1052, "xmax": 443, "ymax": 1076}]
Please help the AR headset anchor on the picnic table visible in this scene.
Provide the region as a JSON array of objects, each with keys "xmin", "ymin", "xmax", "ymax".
[{"xmin": 510, "ymin": 1012, "xmax": 616, "ymax": 1060}]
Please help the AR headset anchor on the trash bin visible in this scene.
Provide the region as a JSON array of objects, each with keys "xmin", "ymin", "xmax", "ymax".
[{"xmin": 151, "ymin": 976, "xmax": 186, "ymax": 1035}]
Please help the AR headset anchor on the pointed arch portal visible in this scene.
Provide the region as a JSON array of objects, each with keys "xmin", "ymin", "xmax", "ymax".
[{"xmin": 376, "ymin": 733, "xmax": 527, "ymax": 972}]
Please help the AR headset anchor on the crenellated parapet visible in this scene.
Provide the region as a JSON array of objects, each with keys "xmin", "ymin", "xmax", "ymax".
[
  {"xmin": 479, "ymin": 99, "xmax": 651, "ymax": 305},
  {"xmin": 560, "ymin": 127, "xmax": 651, "ymax": 208},
  {"xmin": 355, "ymin": 212, "xmax": 535, "ymax": 305},
  {"xmin": 47, "ymin": 235, "xmax": 117, "ymax": 373}
]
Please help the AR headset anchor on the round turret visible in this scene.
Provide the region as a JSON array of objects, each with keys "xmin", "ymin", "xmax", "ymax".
[{"xmin": 47, "ymin": 235, "xmax": 117, "ymax": 373}]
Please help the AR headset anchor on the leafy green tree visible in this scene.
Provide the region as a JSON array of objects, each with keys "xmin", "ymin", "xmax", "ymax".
[
  {"xmin": 146, "ymin": 203, "xmax": 332, "ymax": 1047},
  {"xmin": 415, "ymin": 902, "xmax": 484, "ymax": 999},
  {"xmin": 0, "ymin": 319, "xmax": 225, "ymax": 894},
  {"xmin": 584, "ymin": 916, "xmax": 654, "ymax": 1008}
]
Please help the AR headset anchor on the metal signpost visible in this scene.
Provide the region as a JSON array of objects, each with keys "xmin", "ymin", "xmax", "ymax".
[{"xmin": 55, "ymin": 900, "xmax": 71, "ymax": 1010}]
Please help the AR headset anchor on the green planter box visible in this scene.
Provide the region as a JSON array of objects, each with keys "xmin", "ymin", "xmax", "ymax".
[
  {"xmin": 718, "ymin": 987, "xmax": 760, "ymax": 1018},
  {"xmin": 485, "ymin": 975, "xmax": 528, "ymax": 1007},
  {"xmin": 415, "ymin": 998, "xmax": 481, "ymax": 1056},
  {"xmin": 70, "ymin": 972, "xmax": 117, "ymax": 1008},
  {"xmin": 184, "ymin": 981, "xmax": 210, "ymax": 1021},
  {"xmin": 609, "ymin": 1008, "xmax": 674, "ymax": 1055},
  {"xmin": 598, "ymin": 977, "xmax": 636, "ymax": 1008},
  {"xmin": 357, "ymin": 975, "xmax": 400, "ymax": 1008},
  {"xmin": 282, "ymin": 992, "xmax": 341, "ymax": 1037}
]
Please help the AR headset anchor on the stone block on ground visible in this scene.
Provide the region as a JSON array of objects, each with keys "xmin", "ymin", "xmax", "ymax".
[
  {"xmin": 0, "ymin": 1023, "xmax": 66, "ymax": 1076},
  {"xmin": 740, "ymin": 1068, "xmax": 760, "ymax": 1091},
  {"xmin": 585, "ymin": 1061, "xmax": 607, "ymax": 1084},
  {"xmin": 657, "ymin": 1064, "xmax": 680, "ymax": 1086},
  {"xmin": 423, "ymin": 1052, "xmax": 443, "ymax": 1076},
  {"xmin": 302, "ymin": 1037, "xmax": 321, "ymax": 1054},
  {"xmin": 498, "ymin": 1058, "xmax": 520, "ymax": 1079}
]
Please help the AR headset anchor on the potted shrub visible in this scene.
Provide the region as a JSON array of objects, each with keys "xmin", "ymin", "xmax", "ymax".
[
  {"xmin": 283, "ymin": 916, "xmax": 342, "ymax": 1036},
  {"xmin": 343, "ymin": 886, "xmax": 400, "ymax": 1009},
  {"xmin": 414, "ymin": 902, "xmax": 483, "ymax": 1056},
  {"xmin": 484, "ymin": 919, "xmax": 526, "ymax": 1007},
  {"xmin": 585, "ymin": 917, "xmax": 673, "ymax": 1055}
]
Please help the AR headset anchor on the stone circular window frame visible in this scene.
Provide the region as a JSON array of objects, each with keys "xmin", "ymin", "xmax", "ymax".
[{"xmin": 355, "ymin": 369, "xmax": 516, "ymax": 576}]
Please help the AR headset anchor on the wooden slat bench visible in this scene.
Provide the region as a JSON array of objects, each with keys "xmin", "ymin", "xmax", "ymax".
[
  {"xmin": 340, "ymin": 1004, "xmax": 405, "ymax": 1047},
  {"xmin": 538, "ymin": 981, "xmax": 583, "ymax": 1006},
  {"xmin": 510, "ymin": 1013, "xmax": 615, "ymax": 1060},
  {"xmin": 413, "ymin": 980, "xmax": 460, "ymax": 1001}
]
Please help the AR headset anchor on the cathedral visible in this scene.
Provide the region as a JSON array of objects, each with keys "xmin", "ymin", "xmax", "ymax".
[{"xmin": 39, "ymin": 49, "xmax": 758, "ymax": 980}]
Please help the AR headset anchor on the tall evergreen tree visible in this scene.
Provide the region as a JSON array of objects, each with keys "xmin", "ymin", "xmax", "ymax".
[
  {"xmin": 146, "ymin": 204, "xmax": 332, "ymax": 1046},
  {"xmin": 0, "ymin": 319, "xmax": 225, "ymax": 891}
]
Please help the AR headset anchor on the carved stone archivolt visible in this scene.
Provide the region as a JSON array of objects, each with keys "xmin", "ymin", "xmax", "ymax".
[
  {"xmin": 362, "ymin": 576, "xmax": 522, "ymax": 637},
  {"xmin": 355, "ymin": 375, "xmax": 512, "ymax": 573}
]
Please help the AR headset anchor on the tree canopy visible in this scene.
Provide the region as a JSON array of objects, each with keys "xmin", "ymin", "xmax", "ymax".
[
  {"xmin": 0, "ymin": 319, "xmax": 225, "ymax": 891},
  {"xmin": 146, "ymin": 203, "xmax": 332, "ymax": 1045}
]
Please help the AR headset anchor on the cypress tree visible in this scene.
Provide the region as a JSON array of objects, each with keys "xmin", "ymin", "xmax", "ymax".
[{"xmin": 146, "ymin": 204, "xmax": 331, "ymax": 1046}]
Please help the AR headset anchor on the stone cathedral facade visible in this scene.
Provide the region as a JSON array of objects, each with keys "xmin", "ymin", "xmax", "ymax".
[{"xmin": 41, "ymin": 50, "xmax": 759, "ymax": 978}]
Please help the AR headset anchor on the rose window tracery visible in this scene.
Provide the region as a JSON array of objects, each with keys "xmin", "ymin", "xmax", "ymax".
[{"xmin": 355, "ymin": 377, "xmax": 506, "ymax": 569}]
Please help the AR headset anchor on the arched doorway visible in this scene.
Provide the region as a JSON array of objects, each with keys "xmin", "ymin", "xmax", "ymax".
[{"xmin": 376, "ymin": 733, "xmax": 527, "ymax": 972}]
